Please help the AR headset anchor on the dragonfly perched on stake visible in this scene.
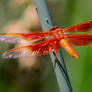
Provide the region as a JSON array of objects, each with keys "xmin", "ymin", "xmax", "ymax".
[{"xmin": 0, "ymin": 20, "xmax": 92, "ymax": 60}]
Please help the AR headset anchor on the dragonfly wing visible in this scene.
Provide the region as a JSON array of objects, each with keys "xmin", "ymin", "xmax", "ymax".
[
  {"xmin": 31, "ymin": 38, "xmax": 60, "ymax": 55},
  {"xmin": 21, "ymin": 31, "xmax": 51, "ymax": 41},
  {"xmin": 0, "ymin": 33, "xmax": 22, "ymax": 44},
  {"xmin": 64, "ymin": 20, "xmax": 92, "ymax": 33},
  {"xmin": 67, "ymin": 34, "xmax": 92, "ymax": 46},
  {"xmin": 0, "ymin": 31, "xmax": 50, "ymax": 44},
  {"xmin": 2, "ymin": 45, "xmax": 35, "ymax": 59},
  {"xmin": 2, "ymin": 38, "xmax": 60, "ymax": 58}
]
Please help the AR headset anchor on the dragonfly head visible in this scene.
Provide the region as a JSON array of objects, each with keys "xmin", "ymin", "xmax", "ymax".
[{"xmin": 49, "ymin": 26, "xmax": 60, "ymax": 32}]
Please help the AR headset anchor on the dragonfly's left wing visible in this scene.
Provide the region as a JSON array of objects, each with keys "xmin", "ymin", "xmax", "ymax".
[
  {"xmin": 2, "ymin": 38, "xmax": 60, "ymax": 58},
  {"xmin": 0, "ymin": 31, "xmax": 51, "ymax": 44},
  {"xmin": 67, "ymin": 34, "xmax": 92, "ymax": 46}
]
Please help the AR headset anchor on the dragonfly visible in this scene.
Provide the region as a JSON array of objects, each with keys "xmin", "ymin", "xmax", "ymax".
[{"xmin": 0, "ymin": 20, "xmax": 92, "ymax": 59}]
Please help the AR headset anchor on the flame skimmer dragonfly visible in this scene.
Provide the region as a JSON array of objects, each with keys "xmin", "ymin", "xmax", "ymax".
[{"xmin": 0, "ymin": 20, "xmax": 92, "ymax": 59}]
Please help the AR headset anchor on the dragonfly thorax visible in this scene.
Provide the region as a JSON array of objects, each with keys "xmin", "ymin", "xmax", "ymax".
[{"xmin": 50, "ymin": 26, "xmax": 65, "ymax": 39}]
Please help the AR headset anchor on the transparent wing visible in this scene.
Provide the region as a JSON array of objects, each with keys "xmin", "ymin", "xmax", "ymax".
[
  {"xmin": 2, "ymin": 46, "xmax": 34, "ymax": 58},
  {"xmin": 2, "ymin": 38, "xmax": 60, "ymax": 59},
  {"xmin": 67, "ymin": 34, "xmax": 92, "ymax": 46},
  {"xmin": 0, "ymin": 33, "xmax": 21, "ymax": 44},
  {"xmin": 64, "ymin": 20, "xmax": 92, "ymax": 33},
  {"xmin": 0, "ymin": 31, "xmax": 51, "ymax": 44}
]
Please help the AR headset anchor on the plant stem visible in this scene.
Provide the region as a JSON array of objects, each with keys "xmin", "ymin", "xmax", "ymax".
[{"xmin": 34, "ymin": 0, "xmax": 72, "ymax": 92}]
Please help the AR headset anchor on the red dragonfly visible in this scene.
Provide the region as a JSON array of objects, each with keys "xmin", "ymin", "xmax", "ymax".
[{"xmin": 0, "ymin": 20, "xmax": 92, "ymax": 59}]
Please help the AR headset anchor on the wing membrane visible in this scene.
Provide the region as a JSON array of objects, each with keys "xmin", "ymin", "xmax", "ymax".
[
  {"xmin": 0, "ymin": 33, "xmax": 21, "ymax": 44},
  {"xmin": 67, "ymin": 34, "xmax": 92, "ymax": 46},
  {"xmin": 0, "ymin": 31, "xmax": 51, "ymax": 44},
  {"xmin": 64, "ymin": 20, "xmax": 92, "ymax": 33},
  {"xmin": 2, "ymin": 38, "xmax": 60, "ymax": 58}
]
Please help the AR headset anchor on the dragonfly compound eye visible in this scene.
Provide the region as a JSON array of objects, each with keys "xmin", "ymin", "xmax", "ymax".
[{"xmin": 50, "ymin": 26, "xmax": 60, "ymax": 31}]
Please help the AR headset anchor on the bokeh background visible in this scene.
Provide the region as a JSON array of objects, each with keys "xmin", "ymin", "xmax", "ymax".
[{"xmin": 0, "ymin": 0, "xmax": 92, "ymax": 92}]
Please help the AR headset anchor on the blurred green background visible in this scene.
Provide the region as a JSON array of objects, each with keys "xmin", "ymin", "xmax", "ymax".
[{"xmin": 0, "ymin": 0, "xmax": 92, "ymax": 92}]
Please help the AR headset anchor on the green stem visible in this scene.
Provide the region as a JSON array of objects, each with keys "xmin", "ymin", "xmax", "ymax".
[{"xmin": 34, "ymin": 0, "xmax": 72, "ymax": 92}]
